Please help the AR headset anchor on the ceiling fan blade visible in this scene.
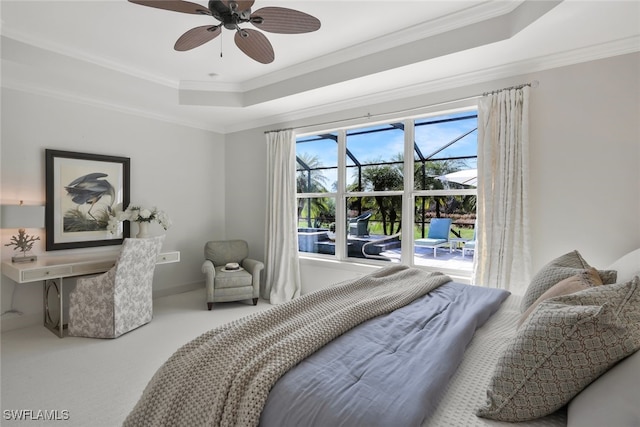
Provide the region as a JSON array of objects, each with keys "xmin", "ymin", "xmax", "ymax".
[
  {"xmin": 234, "ymin": 29, "xmax": 274, "ymax": 64},
  {"xmin": 175, "ymin": 25, "xmax": 221, "ymax": 51},
  {"xmin": 250, "ymin": 7, "xmax": 321, "ymax": 34},
  {"xmin": 128, "ymin": 0, "xmax": 211, "ymax": 15},
  {"xmin": 208, "ymin": 0, "xmax": 230, "ymax": 18},
  {"xmin": 221, "ymin": 0, "xmax": 255, "ymax": 13}
]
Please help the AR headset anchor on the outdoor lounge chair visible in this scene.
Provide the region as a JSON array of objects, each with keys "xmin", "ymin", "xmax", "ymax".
[
  {"xmin": 361, "ymin": 232, "xmax": 401, "ymax": 260},
  {"xmin": 348, "ymin": 212, "xmax": 372, "ymax": 237},
  {"xmin": 463, "ymin": 225, "xmax": 477, "ymax": 257},
  {"xmin": 415, "ymin": 218, "xmax": 452, "ymax": 257},
  {"xmin": 462, "ymin": 240, "xmax": 476, "ymax": 257}
]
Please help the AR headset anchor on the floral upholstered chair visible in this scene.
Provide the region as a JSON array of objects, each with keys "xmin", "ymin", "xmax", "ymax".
[
  {"xmin": 202, "ymin": 240, "xmax": 264, "ymax": 310},
  {"xmin": 68, "ymin": 236, "xmax": 164, "ymax": 338}
]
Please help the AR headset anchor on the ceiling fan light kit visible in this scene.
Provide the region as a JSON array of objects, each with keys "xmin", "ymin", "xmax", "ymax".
[{"xmin": 129, "ymin": 0, "xmax": 321, "ymax": 64}]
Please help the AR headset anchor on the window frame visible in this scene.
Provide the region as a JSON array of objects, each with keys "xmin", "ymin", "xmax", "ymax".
[{"xmin": 296, "ymin": 106, "xmax": 478, "ymax": 275}]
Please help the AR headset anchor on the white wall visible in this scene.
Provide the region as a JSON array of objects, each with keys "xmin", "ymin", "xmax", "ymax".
[
  {"xmin": 1, "ymin": 88, "xmax": 226, "ymax": 330},
  {"xmin": 225, "ymin": 53, "xmax": 640, "ymax": 292},
  {"xmin": 224, "ymin": 128, "xmax": 267, "ymax": 263},
  {"xmin": 2, "ymin": 53, "xmax": 638, "ymax": 330},
  {"xmin": 528, "ymin": 53, "xmax": 640, "ymax": 268}
]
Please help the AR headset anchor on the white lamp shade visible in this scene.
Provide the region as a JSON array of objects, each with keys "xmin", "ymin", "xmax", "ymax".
[{"xmin": 1, "ymin": 204, "xmax": 45, "ymax": 229}]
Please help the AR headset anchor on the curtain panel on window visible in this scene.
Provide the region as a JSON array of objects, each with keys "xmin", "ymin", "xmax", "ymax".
[
  {"xmin": 264, "ymin": 129, "xmax": 301, "ymax": 304},
  {"xmin": 474, "ymin": 86, "xmax": 531, "ymax": 293}
]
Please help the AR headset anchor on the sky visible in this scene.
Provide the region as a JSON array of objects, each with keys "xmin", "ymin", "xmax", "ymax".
[{"xmin": 297, "ymin": 110, "xmax": 478, "ymax": 191}]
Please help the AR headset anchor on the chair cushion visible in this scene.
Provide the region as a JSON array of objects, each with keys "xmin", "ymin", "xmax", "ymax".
[
  {"xmin": 205, "ymin": 240, "xmax": 248, "ymax": 266},
  {"xmin": 215, "ymin": 267, "xmax": 252, "ymax": 289},
  {"xmin": 427, "ymin": 218, "xmax": 451, "ymax": 239},
  {"xmin": 415, "ymin": 238, "xmax": 447, "ymax": 247}
]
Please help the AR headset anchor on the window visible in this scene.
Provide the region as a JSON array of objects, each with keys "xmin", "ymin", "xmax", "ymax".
[{"xmin": 296, "ymin": 109, "xmax": 477, "ymax": 274}]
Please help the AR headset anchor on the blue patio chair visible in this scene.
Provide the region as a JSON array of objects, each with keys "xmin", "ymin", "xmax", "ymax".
[
  {"xmin": 463, "ymin": 225, "xmax": 477, "ymax": 257},
  {"xmin": 348, "ymin": 212, "xmax": 372, "ymax": 237},
  {"xmin": 415, "ymin": 218, "xmax": 452, "ymax": 257}
]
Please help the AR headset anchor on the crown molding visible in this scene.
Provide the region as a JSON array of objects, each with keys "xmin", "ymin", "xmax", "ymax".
[
  {"xmin": 0, "ymin": 28, "xmax": 180, "ymax": 90},
  {"xmin": 223, "ymin": 37, "xmax": 640, "ymax": 134},
  {"xmin": 2, "ymin": 27, "xmax": 636, "ymax": 135},
  {"xmin": 180, "ymin": 0, "xmax": 563, "ymax": 108},
  {"xmin": 1, "ymin": 78, "xmax": 225, "ymax": 134},
  {"xmin": 238, "ymin": 0, "xmax": 522, "ymax": 92},
  {"xmin": 0, "ymin": 1, "xmax": 523, "ymax": 96}
]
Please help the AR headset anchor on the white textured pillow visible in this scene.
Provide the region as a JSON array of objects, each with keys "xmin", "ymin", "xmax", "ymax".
[
  {"xmin": 568, "ymin": 350, "xmax": 640, "ymax": 427},
  {"xmin": 518, "ymin": 267, "xmax": 603, "ymax": 328},
  {"xmin": 477, "ymin": 277, "xmax": 640, "ymax": 422},
  {"xmin": 520, "ymin": 250, "xmax": 616, "ymax": 313},
  {"xmin": 607, "ymin": 248, "xmax": 640, "ymax": 283}
]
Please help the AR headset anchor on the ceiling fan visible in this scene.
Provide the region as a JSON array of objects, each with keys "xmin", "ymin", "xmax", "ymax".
[{"xmin": 128, "ymin": 0, "xmax": 321, "ymax": 64}]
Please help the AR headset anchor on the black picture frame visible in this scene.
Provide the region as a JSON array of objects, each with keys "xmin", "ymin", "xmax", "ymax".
[{"xmin": 45, "ymin": 149, "xmax": 130, "ymax": 251}]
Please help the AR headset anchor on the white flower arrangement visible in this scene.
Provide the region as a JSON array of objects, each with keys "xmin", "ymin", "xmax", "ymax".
[{"xmin": 107, "ymin": 204, "xmax": 172, "ymax": 234}]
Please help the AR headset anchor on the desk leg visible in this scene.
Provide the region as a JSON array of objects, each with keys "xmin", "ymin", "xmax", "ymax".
[{"xmin": 43, "ymin": 278, "xmax": 66, "ymax": 338}]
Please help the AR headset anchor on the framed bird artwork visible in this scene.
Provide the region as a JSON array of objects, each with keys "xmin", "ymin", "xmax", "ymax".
[{"xmin": 45, "ymin": 149, "xmax": 130, "ymax": 250}]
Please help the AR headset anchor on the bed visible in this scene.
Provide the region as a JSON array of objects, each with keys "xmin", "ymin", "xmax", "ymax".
[{"xmin": 124, "ymin": 248, "xmax": 640, "ymax": 427}]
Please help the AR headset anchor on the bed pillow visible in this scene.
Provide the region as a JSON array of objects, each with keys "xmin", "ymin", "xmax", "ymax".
[
  {"xmin": 520, "ymin": 250, "xmax": 616, "ymax": 313},
  {"xmin": 606, "ymin": 247, "xmax": 640, "ymax": 284},
  {"xmin": 517, "ymin": 267, "xmax": 603, "ymax": 328},
  {"xmin": 567, "ymin": 349, "xmax": 640, "ymax": 427},
  {"xmin": 477, "ymin": 277, "xmax": 640, "ymax": 422}
]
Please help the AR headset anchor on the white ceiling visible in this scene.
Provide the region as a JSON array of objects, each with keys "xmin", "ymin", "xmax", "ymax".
[{"xmin": 1, "ymin": 0, "xmax": 639, "ymax": 133}]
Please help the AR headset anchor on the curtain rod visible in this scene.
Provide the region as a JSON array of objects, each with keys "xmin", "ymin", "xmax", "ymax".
[
  {"xmin": 265, "ymin": 80, "xmax": 539, "ymax": 134},
  {"xmin": 482, "ymin": 80, "xmax": 539, "ymax": 97}
]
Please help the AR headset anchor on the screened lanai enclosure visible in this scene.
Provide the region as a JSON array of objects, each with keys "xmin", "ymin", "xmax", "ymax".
[{"xmin": 296, "ymin": 110, "xmax": 478, "ymax": 273}]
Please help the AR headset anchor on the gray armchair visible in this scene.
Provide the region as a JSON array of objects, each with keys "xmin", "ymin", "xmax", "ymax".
[{"xmin": 201, "ymin": 240, "xmax": 264, "ymax": 310}]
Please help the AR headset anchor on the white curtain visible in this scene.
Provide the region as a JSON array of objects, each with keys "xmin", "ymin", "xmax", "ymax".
[
  {"xmin": 473, "ymin": 86, "xmax": 531, "ymax": 293},
  {"xmin": 264, "ymin": 129, "xmax": 301, "ymax": 304}
]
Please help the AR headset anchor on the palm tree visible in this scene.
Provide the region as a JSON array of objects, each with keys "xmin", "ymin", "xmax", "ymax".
[
  {"xmin": 413, "ymin": 159, "xmax": 465, "ymax": 237},
  {"xmin": 296, "ymin": 153, "xmax": 331, "ymax": 228},
  {"xmin": 358, "ymin": 159, "xmax": 403, "ymax": 235}
]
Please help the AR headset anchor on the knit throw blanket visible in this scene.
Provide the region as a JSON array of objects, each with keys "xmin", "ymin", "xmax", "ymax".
[{"xmin": 123, "ymin": 265, "xmax": 451, "ymax": 427}]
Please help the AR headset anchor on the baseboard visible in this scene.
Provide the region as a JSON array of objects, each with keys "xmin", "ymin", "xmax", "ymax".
[
  {"xmin": 0, "ymin": 282, "xmax": 206, "ymax": 333},
  {"xmin": 1, "ymin": 312, "xmax": 41, "ymax": 333},
  {"xmin": 152, "ymin": 281, "xmax": 204, "ymax": 299}
]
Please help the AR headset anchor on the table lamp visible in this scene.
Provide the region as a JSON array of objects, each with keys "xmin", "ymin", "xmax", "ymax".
[{"xmin": 1, "ymin": 201, "xmax": 45, "ymax": 263}]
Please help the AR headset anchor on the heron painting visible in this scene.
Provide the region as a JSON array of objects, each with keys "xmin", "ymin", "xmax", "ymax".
[
  {"xmin": 46, "ymin": 149, "xmax": 130, "ymax": 251},
  {"xmin": 63, "ymin": 172, "xmax": 116, "ymax": 231},
  {"xmin": 65, "ymin": 173, "xmax": 116, "ymax": 219}
]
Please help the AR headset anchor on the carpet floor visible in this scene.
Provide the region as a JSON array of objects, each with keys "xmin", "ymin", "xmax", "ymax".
[{"xmin": 1, "ymin": 288, "xmax": 271, "ymax": 426}]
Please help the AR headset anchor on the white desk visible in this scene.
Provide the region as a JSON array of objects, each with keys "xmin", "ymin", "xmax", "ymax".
[{"xmin": 1, "ymin": 251, "xmax": 180, "ymax": 337}]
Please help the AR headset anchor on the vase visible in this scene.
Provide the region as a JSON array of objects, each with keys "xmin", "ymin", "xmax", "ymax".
[{"xmin": 136, "ymin": 222, "xmax": 150, "ymax": 238}]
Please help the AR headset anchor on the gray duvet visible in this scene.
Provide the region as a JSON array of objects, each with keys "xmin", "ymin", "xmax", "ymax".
[
  {"xmin": 125, "ymin": 266, "xmax": 452, "ymax": 427},
  {"xmin": 260, "ymin": 281, "xmax": 509, "ymax": 427}
]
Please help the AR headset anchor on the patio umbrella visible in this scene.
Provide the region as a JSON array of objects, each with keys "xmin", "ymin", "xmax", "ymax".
[{"xmin": 437, "ymin": 169, "xmax": 477, "ymax": 187}]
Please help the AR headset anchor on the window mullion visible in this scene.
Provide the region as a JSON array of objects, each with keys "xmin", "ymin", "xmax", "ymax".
[
  {"xmin": 345, "ymin": 191, "xmax": 404, "ymax": 198},
  {"xmin": 336, "ymin": 129, "xmax": 347, "ymax": 260},
  {"xmin": 414, "ymin": 189, "xmax": 477, "ymax": 197},
  {"xmin": 402, "ymin": 119, "xmax": 414, "ymax": 265}
]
